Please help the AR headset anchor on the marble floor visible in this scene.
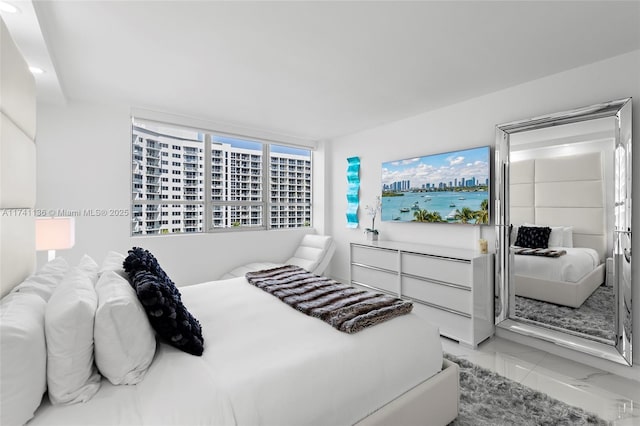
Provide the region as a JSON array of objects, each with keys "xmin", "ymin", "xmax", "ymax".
[{"xmin": 442, "ymin": 336, "xmax": 640, "ymax": 425}]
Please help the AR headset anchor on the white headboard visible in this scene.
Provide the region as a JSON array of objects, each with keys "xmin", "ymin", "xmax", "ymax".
[
  {"xmin": 0, "ymin": 18, "xmax": 37, "ymax": 298},
  {"xmin": 510, "ymin": 152, "xmax": 606, "ymax": 261}
]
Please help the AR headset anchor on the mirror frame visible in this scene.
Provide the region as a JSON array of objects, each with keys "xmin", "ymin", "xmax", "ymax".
[{"xmin": 494, "ymin": 98, "xmax": 633, "ymax": 366}]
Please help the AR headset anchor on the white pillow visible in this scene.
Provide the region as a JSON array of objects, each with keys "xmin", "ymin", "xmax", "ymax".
[
  {"xmin": 94, "ymin": 271, "xmax": 156, "ymax": 385},
  {"xmin": 510, "ymin": 225, "xmax": 520, "ymax": 245},
  {"xmin": 98, "ymin": 251, "xmax": 127, "ymax": 279},
  {"xmin": 0, "ymin": 292, "xmax": 47, "ymax": 426},
  {"xmin": 45, "ymin": 255, "xmax": 101, "ymax": 405},
  {"xmin": 547, "ymin": 226, "xmax": 564, "ymax": 247},
  {"xmin": 563, "ymin": 226, "xmax": 574, "ymax": 248},
  {"xmin": 12, "ymin": 257, "xmax": 69, "ymax": 301}
]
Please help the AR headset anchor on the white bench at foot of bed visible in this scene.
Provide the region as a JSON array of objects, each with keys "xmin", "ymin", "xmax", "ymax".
[{"xmin": 355, "ymin": 359, "xmax": 460, "ymax": 426}]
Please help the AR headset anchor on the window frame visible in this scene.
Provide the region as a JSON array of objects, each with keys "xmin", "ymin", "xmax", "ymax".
[{"xmin": 131, "ymin": 117, "xmax": 313, "ymax": 236}]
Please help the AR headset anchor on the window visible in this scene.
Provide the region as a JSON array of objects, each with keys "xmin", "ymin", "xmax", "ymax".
[{"xmin": 131, "ymin": 118, "xmax": 312, "ymax": 235}]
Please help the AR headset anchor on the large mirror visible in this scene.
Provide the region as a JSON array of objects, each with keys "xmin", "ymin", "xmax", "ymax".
[{"xmin": 495, "ymin": 98, "xmax": 632, "ymax": 366}]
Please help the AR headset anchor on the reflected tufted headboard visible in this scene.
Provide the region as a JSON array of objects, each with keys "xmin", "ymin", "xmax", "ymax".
[
  {"xmin": 0, "ymin": 19, "xmax": 37, "ymax": 298},
  {"xmin": 510, "ymin": 152, "xmax": 606, "ymax": 261}
]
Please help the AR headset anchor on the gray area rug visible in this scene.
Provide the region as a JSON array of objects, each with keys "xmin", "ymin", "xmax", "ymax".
[
  {"xmin": 445, "ymin": 353, "xmax": 608, "ymax": 426},
  {"xmin": 515, "ymin": 285, "xmax": 615, "ymax": 342}
]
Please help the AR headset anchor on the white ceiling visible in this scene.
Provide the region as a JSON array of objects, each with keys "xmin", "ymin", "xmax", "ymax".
[{"xmin": 5, "ymin": 1, "xmax": 640, "ymax": 141}]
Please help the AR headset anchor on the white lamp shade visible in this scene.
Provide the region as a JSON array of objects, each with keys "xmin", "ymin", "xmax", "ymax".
[{"xmin": 35, "ymin": 217, "xmax": 75, "ymax": 251}]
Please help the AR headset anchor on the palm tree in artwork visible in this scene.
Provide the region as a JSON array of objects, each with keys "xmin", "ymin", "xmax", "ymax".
[
  {"xmin": 414, "ymin": 209, "xmax": 445, "ymax": 223},
  {"xmin": 454, "ymin": 207, "xmax": 476, "ymax": 224},
  {"xmin": 415, "ymin": 210, "xmax": 445, "ymax": 223},
  {"xmin": 413, "ymin": 209, "xmax": 429, "ymax": 222},
  {"xmin": 425, "ymin": 211, "xmax": 445, "ymax": 223},
  {"xmin": 474, "ymin": 199, "xmax": 489, "ymax": 224}
]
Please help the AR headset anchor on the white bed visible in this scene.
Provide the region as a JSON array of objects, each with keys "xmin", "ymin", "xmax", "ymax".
[
  {"xmin": 510, "ymin": 153, "xmax": 608, "ymax": 308},
  {"xmin": 16, "ymin": 273, "xmax": 459, "ymax": 426},
  {"xmin": 513, "ymin": 247, "xmax": 605, "ymax": 308},
  {"xmin": 513, "ymin": 247, "xmax": 600, "ymax": 283}
]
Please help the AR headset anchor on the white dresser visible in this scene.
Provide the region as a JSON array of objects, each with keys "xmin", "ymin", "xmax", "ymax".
[{"xmin": 350, "ymin": 241, "xmax": 493, "ymax": 347}]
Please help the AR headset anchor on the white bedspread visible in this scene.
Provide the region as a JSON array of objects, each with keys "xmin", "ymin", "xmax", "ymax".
[
  {"xmin": 31, "ymin": 277, "xmax": 442, "ymax": 426},
  {"xmin": 513, "ymin": 247, "xmax": 600, "ymax": 283}
]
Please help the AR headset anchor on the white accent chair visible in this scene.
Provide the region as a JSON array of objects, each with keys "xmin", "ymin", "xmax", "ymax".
[{"xmin": 221, "ymin": 234, "xmax": 336, "ymax": 279}]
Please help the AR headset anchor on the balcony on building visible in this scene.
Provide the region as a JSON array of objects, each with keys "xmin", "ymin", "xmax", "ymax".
[
  {"xmin": 145, "ymin": 167, "xmax": 162, "ymax": 176},
  {"xmin": 184, "ymin": 154, "xmax": 199, "ymax": 164},
  {"xmin": 147, "ymin": 161, "xmax": 161, "ymax": 171},
  {"xmin": 145, "ymin": 139, "xmax": 160, "ymax": 148},
  {"xmin": 146, "ymin": 148, "xmax": 160, "ymax": 160}
]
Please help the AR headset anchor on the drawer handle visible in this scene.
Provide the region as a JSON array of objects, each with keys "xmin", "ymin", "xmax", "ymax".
[
  {"xmin": 351, "ymin": 280, "xmax": 398, "ymax": 297},
  {"xmin": 351, "ymin": 263, "xmax": 398, "ymax": 275},
  {"xmin": 403, "ymin": 251, "xmax": 471, "ymax": 264},
  {"xmin": 401, "ymin": 273, "xmax": 471, "ymax": 291},
  {"xmin": 406, "ymin": 296, "xmax": 472, "ymax": 318}
]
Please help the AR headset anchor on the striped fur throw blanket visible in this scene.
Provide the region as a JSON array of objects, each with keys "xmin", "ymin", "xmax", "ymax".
[
  {"xmin": 513, "ymin": 247, "xmax": 567, "ymax": 257},
  {"xmin": 245, "ymin": 265, "xmax": 413, "ymax": 334}
]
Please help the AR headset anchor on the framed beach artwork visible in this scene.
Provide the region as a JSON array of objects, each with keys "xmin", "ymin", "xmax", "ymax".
[{"xmin": 381, "ymin": 146, "xmax": 490, "ymax": 225}]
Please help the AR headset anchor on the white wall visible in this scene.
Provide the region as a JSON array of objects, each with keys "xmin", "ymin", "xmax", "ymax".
[
  {"xmin": 36, "ymin": 102, "xmax": 319, "ymax": 285},
  {"xmin": 326, "ymin": 50, "xmax": 640, "ymax": 373}
]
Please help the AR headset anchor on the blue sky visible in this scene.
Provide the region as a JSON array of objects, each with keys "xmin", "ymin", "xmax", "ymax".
[
  {"xmin": 382, "ymin": 146, "xmax": 489, "ymax": 188},
  {"xmin": 213, "ymin": 135, "xmax": 310, "ymax": 157}
]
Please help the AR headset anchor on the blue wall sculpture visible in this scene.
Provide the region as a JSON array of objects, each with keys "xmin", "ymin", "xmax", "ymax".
[{"xmin": 346, "ymin": 156, "xmax": 360, "ymax": 228}]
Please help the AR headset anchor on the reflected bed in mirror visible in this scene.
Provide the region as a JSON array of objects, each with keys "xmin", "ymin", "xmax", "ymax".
[{"xmin": 495, "ymin": 98, "xmax": 632, "ymax": 366}]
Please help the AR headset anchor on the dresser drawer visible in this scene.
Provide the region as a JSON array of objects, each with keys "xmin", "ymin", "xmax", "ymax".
[
  {"xmin": 402, "ymin": 275, "xmax": 471, "ymax": 315},
  {"xmin": 351, "ymin": 245, "xmax": 398, "ymax": 272},
  {"xmin": 351, "ymin": 264, "xmax": 398, "ymax": 295},
  {"xmin": 411, "ymin": 302, "xmax": 472, "ymax": 345},
  {"xmin": 401, "ymin": 252, "xmax": 471, "ymax": 286}
]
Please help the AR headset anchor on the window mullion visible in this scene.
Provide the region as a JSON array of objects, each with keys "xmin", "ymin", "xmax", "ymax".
[
  {"xmin": 204, "ymin": 133, "xmax": 213, "ymax": 232},
  {"xmin": 263, "ymin": 143, "xmax": 270, "ymax": 230}
]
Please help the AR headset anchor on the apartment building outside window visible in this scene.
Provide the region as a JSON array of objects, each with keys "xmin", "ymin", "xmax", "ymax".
[{"xmin": 131, "ymin": 118, "xmax": 312, "ymax": 235}]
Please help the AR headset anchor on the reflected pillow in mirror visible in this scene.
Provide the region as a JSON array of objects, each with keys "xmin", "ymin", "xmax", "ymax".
[
  {"xmin": 510, "ymin": 225, "xmax": 519, "ymax": 245},
  {"xmin": 514, "ymin": 226, "xmax": 552, "ymax": 249},
  {"xmin": 563, "ymin": 226, "xmax": 574, "ymax": 248}
]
